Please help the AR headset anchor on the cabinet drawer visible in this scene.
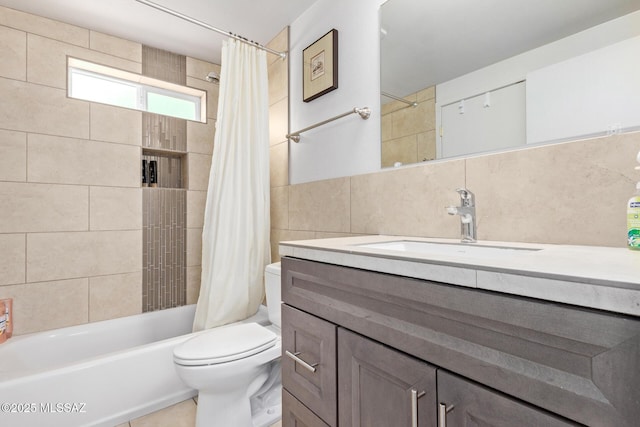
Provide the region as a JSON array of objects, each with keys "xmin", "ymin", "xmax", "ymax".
[
  {"xmin": 282, "ymin": 304, "xmax": 337, "ymax": 426},
  {"xmin": 283, "ymin": 389, "xmax": 330, "ymax": 427},
  {"xmin": 437, "ymin": 370, "xmax": 578, "ymax": 426}
]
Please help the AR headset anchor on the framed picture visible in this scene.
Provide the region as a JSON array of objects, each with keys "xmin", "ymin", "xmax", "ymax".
[{"xmin": 303, "ymin": 29, "xmax": 338, "ymax": 102}]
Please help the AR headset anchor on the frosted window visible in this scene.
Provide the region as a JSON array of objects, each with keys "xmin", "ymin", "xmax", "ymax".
[
  {"xmin": 147, "ymin": 91, "xmax": 198, "ymax": 121},
  {"xmin": 67, "ymin": 58, "xmax": 206, "ymax": 123},
  {"xmin": 69, "ymin": 70, "xmax": 138, "ymax": 109}
]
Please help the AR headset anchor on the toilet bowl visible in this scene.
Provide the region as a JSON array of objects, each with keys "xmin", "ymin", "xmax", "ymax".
[{"xmin": 173, "ymin": 262, "xmax": 282, "ymax": 427}]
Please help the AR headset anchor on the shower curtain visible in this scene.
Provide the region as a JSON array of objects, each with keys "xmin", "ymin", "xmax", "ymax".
[{"xmin": 193, "ymin": 39, "xmax": 271, "ymax": 331}]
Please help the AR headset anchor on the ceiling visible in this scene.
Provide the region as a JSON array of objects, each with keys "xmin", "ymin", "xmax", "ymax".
[
  {"xmin": 1, "ymin": 0, "xmax": 639, "ymax": 96},
  {"xmin": 0, "ymin": 0, "xmax": 317, "ymax": 64},
  {"xmin": 381, "ymin": 0, "xmax": 640, "ymax": 98}
]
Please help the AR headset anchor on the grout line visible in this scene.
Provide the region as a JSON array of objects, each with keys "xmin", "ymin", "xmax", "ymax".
[
  {"xmin": 24, "ymin": 233, "xmax": 27, "ymax": 283},
  {"xmin": 348, "ymin": 176, "xmax": 352, "ymax": 234},
  {"xmin": 87, "ymin": 186, "xmax": 91, "ymax": 231},
  {"xmin": 24, "ymin": 132, "xmax": 29, "ymax": 183},
  {"xmin": 24, "ymin": 27, "xmax": 29, "ymax": 83},
  {"xmin": 87, "ymin": 273, "xmax": 91, "ymax": 323},
  {"xmin": 464, "ymin": 158, "xmax": 468, "ymax": 187}
]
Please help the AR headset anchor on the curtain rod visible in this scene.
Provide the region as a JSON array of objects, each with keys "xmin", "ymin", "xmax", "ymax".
[
  {"xmin": 381, "ymin": 92, "xmax": 418, "ymax": 107},
  {"xmin": 134, "ymin": 0, "xmax": 287, "ymax": 59}
]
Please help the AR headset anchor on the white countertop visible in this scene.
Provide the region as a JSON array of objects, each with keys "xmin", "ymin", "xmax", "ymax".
[{"xmin": 279, "ymin": 235, "xmax": 640, "ymax": 317}]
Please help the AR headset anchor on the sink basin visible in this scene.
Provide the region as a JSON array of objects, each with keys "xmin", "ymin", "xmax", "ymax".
[{"xmin": 355, "ymin": 240, "xmax": 541, "ymax": 259}]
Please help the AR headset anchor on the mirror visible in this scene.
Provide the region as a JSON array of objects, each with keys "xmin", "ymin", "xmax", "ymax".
[{"xmin": 380, "ymin": 0, "xmax": 640, "ymax": 168}]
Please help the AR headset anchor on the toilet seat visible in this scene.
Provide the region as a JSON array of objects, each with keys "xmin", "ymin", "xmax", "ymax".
[{"xmin": 174, "ymin": 323, "xmax": 277, "ymax": 366}]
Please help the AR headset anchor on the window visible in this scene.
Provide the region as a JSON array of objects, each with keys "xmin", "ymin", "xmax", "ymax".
[{"xmin": 68, "ymin": 57, "xmax": 206, "ymax": 123}]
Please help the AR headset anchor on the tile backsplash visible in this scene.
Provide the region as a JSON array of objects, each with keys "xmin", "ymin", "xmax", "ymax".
[{"xmin": 270, "ymin": 132, "xmax": 640, "ymax": 261}]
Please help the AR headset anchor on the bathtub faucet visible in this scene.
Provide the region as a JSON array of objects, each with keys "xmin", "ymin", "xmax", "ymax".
[{"xmin": 446, "ymin": 188, "xmax": 476, "ymax": 243}]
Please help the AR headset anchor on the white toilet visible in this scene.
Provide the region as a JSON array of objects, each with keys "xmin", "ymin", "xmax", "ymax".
[{"xmin": 173, "ymin": 262, "xmax": 282, "ymax": 427}]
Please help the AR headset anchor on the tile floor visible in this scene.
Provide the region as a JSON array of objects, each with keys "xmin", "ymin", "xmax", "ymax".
[{"xmin": 115, "ymin": 397, "xmax": 282, "ymax": 427}]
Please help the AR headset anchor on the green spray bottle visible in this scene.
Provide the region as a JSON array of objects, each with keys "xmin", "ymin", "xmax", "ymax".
[{"xmin": 628, "ymin": 150, "xmax": 640, "ymax": 250}]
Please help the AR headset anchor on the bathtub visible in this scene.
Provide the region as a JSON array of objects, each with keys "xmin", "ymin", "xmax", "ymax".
[{"xmin": 0, "ymin": 304, "xmax": 270, "ymax": 427}]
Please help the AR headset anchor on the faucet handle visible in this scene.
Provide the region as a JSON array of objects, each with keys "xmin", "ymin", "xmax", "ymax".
[
  {"xmin": 456, "ymin": 188, "xmax": 475, "ymax": 205},
  {"xmin": 455, "ymin": 188, "xmax": 473, "ymax": 198}
]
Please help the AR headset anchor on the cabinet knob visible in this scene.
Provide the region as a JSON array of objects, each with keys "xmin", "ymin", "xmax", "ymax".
[{"xmin": 285, "ymin": 350, "xmax": 318, "ymax": 373}]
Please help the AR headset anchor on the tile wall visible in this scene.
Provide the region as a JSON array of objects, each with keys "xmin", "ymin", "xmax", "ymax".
[
  {"xmin": 141, "ymin": 47, "xmax": 188, "ymax": 312},
  {"xmin": 270, "ymin": 131, "xmax": 640, "ymax": 261},
  {"xmin": 0, "ymin": 6, "xmax": 217, "ymax": 335},
  {"xmin": 2, "ymin": 5, "xmax": 635, "ymax": 337},
  {"xmin": 142, "ymin": 189, "xmax": 187, "ymax": 311},
  {"xmin": 267, "ymin": 28, "xmax": 291, "ymax": 261}
]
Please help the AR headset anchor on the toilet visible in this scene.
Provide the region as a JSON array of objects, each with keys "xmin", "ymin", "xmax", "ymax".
[{"xmin": 173, "ymin": 262, "xmax": 282, "ymax": 427}]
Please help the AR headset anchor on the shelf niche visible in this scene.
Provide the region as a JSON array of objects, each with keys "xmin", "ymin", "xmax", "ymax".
[{"xmin": 142, "ymin": 148, "xmax": 186, "ymax": 189}]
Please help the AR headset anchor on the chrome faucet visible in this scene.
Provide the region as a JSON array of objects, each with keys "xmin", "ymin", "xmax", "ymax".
[{"xmin": 446, "ymin": 188, "xmax": 477, "ymax": 243}]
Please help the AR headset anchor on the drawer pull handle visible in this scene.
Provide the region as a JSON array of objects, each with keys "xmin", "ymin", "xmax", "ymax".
[
  {"xmin": 285, "ymin": 350, "xmax": 318, "ymax": 373},
  {"xmin": 438, "ymin": 403, "xmax": 455, "ymax": 427},
  {"xmin": 411, "ymin": 389, "xmax": 426, "ymax": 427}
]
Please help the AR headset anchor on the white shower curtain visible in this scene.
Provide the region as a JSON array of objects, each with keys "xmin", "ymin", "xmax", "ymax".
[{"xmin": 193, "ymin": 39, "xmax": 271, "ymax": 331}]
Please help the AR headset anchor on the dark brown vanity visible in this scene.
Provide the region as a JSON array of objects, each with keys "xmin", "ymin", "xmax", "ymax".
[{"xmin": 280, "ymin": 254, "xmax": 640, "ymax": 427}]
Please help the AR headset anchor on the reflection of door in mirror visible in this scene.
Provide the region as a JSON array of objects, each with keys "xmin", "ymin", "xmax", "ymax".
[
  {"xmin": 381, "ymin": 86, "xmax": 436, "ymax": 168},
  {"xmin": 440, "ymin": 82, "xmax": 526, "ymax": 159}
]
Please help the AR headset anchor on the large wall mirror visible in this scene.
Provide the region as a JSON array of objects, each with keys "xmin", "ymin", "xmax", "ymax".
[{"xmin": 380, "ymin": 0, "xmax": 640, "ymax": 168}]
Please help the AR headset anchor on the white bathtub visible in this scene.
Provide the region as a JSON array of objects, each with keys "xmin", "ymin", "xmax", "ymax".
[{"xmin": 0, "ymin": 304, "xmax": 271, "ymax": 427}]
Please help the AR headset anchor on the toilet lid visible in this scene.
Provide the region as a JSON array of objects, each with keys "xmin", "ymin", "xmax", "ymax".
[{"xmin": 174, "ymin": 323, "xmax": 277, "ymax": 366}]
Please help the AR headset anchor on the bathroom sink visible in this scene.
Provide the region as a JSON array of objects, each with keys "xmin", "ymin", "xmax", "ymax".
[{"xmin": 355, "ymin": 240, "xmax": 541, "ymax": 259}]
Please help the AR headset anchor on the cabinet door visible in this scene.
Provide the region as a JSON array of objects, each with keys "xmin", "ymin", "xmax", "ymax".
[
  {"xmin": 437, "ymin": 370, "xmax": 577, "ymax": 426},
  {"xmin": 283, "ymin": 389, "xmax": 330, "ymax": 427},
  {"xmin": 282, "ymin": 304, "xmax": 337, "ymax": 426},
  {"xmin": 339, "ymin": 328, "xmax": 437, "ymax": 427}
]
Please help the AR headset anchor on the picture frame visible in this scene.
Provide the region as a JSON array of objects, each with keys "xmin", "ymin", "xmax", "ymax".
[{"xmin": 303, "ymin": 29, "xmax": 338, "ymax": 102}]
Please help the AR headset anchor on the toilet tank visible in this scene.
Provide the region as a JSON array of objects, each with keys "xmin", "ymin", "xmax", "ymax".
[{"xmin": 264, "ymin": 262, "xmax": 281, "ymax": 328}]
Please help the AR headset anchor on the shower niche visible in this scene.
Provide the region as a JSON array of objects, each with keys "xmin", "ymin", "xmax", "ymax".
[{"xmin": 141, "ymin": 149, "xmax": 186, "ymax": 189}]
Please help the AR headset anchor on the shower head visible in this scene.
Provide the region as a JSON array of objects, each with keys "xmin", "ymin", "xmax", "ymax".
[{"xmin": 205, "ymin": 71, "xmax": 220, "ymax": 84}]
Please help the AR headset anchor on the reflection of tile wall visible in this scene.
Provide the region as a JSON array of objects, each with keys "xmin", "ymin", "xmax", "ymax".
[
  {"xmin": 143, "ymin": 188, "xmax": 187, "ymax": 311},
  {"xmin": 381, "ymin": 86, "xmax": 436, "ymax": 168}
]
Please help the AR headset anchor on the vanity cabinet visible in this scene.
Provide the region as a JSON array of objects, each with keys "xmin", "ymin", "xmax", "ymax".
[{"xmin": 281, "ymin": 256, "xmax": 640, "ymax": 427}]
